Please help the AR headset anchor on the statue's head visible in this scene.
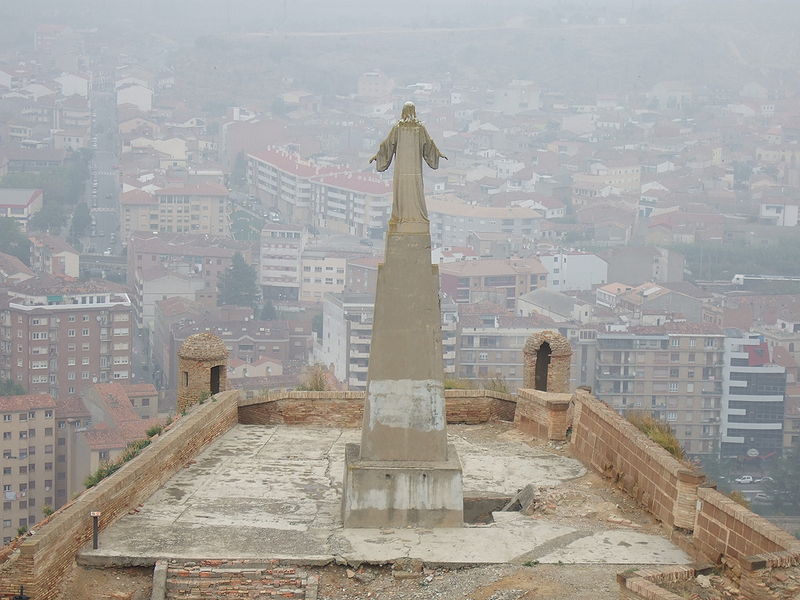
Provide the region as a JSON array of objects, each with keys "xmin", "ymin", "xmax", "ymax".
[{"xmin": 401, "ymin": 101, "xmax": 417, "ymax": 122}]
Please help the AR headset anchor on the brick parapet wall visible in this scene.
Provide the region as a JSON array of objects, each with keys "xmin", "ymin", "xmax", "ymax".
[
  {"xmin": 0, "ymin": 391, "xmax": 240, "ymax": 600},
  {"xmin": 514, "ymin": 388, "xmax": 572, "ymax": 441},
  {"xmin": 238, "ymin": 389, "xmax": 516, "ymax": 427},
  {"xmin": 570, "ymin": 390, "xmax": 703, "ymax": 530},
  {"xmin": 694, "ymin": 486, "xmax": 800, "ymax": 564},
  {"xmin": 165, "ymin": 560, "xmax": 315, "ymax": 599},
  {"xmin": 617, "ymin": 566, "xmax": 697, "ymax": 600}
]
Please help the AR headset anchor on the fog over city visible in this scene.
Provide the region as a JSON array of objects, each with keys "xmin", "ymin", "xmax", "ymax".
[{"xmin": 2, "ymin": 1, "xmax": 800, "ymax": 596}]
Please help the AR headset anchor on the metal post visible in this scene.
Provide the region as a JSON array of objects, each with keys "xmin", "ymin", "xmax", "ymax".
[
  {"xmin": 90, "ymin": 511, "xmax": 101, "ymax": 549},
  {"xmin": 13, "ymin": 585, "xmax": 30, "ymax": 600}
]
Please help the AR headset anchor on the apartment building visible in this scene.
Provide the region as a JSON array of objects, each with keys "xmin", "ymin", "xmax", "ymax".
[
  {"xmin": 247, "ymin": 148, "xmax": 339, "ymax": 223},
  {"xmin": 28, "ymin": 233, "xmax": 80, "ymax": 278},
  {"xmin": 595, "ymin": 324, "xmax": 726, "ymax": 456},
  {"xmin": 170, "ymin": 318, "xmax": 313, "ymax": 383},
  {"xmin": 127, "ymin": 232, "xmax": 243, "ymax": 333},
  {"xmin": 127, "ymin": 232, "xmax": 240, "ymax": 293},
  {"xmin": 588, "ymin": 158, "xmax": 641, "ymax": 194},
  {"xmin": 439, "ymin": 257, "xmax": 548, "ymax": 310},
  {"xmin": 721, "ymin": 335, "xmax": 786, "ymax": 460},
  {"xmin": 300, "ymin": 251, "xmax": 347, "ymax": 303},
  {"xmin": 0, "ymin": 276, "xmax": 134, "ymax": 399},
  {"xmin": 132, "ymin": 264, "xmax": 207, "ymax": 334},
  {"xmin": 0, "ymin": 188, "xmax": 43, "ymax": 231},
  {"xmin": 53, "ymin": 395, "xmax": 90, "ymax": 509},
  {"xmin": 456, "ymin": 304, "xmax": 559, "ymax": 390},
  {"xmin": 345, "ymin": 257, "xmax": 381, "ymax": 295},
  {"xmin": 311, "ymin": 173, "xmax": 391, "ymax": 239},
  {"xmin": 426, "ymin": 194, "xmax": 542, "ymax": 247},
  {"xmin": 1, "ymin": 394, "xmax": 56, "ymax": 545},
  {"xmin": 537, "ymin": 251, "xmax": 608, "ymax": 292},
  {"xmin": 318, "ymin": 292, "xmax": 457, "ymax": 390},
  {"xmin": 119, "ymin": 184, "xmax": 229, "ymax": 241},
  {"xmin": 260, "ymin": 224, "xmax": 307, "ymax": 301}
]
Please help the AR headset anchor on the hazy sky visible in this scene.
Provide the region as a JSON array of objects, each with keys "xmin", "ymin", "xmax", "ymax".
[{"xmin": 2, "ymin": 1, "xmax": 800, "ymax": 98}]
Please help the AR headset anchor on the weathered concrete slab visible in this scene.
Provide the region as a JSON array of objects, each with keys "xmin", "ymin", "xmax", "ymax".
[
  {"xmin": 536, "ymin": 529, "xmax": 690, "ymax": 564},
  {"xmin": 79, "ymin": 424, "xmax": 690, "ymax": 568}
]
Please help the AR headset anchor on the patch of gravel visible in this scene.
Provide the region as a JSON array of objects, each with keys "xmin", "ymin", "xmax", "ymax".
[{"xmin": 317, "ymin": 563, "xmax": 627, "ymax": 600}]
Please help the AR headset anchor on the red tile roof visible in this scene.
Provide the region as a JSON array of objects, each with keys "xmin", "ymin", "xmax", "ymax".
[
  {"xmin": 0, "ymin": 394, "xmax": 56, "ymax": 413},
  {"xmin": 312, "ymin": 172, "xmax": 390, "ymax": 195},
  {"xmin": 54, "ymin": 395, "xmax": 89, "ymax": 419},
  {"xmin": 248, "ymin": 148, "xmax": 341, "ymax": 178},
  {"xmin": 120, "ymin": 189, "xmax": 156, "ymax": 206}
]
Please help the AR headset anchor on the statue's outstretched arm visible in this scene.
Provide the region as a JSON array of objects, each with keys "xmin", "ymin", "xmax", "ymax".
[
  {"xmin": 422, "ymin": 127, "xmax": 447, "ymax": 170},
  {"xmin": 370, "ymin": 126, "xmax": 398, "ymax": 172}
]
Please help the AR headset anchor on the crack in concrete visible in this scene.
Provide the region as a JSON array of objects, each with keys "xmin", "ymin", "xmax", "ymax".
[{"xmin": 509, "ymin": 529, "xmax": 596, "ymax": 563}]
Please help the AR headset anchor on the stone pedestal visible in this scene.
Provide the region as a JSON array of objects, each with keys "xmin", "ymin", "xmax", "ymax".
[
  {"xmin": 342, "ymin": 225, "xmax": 464, "ymax": 528},
  {"xmin": 342, "ymin": 443, "xmax": 464, "ymax": 528},
  {"xmin": 359, "ymin": 230, "xmax": 448, "ymax": 462}
]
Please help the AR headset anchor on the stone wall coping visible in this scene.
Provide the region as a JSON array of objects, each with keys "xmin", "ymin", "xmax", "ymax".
[
  {"xmin": 238, "ymin": 388, "xmax": 515, "ymax": 408},
  {"xmin": 621, "ymin": 576, "xmax": 687, "ymax": 600},
  {"xmin": 697, "ymin": 487, "xmax": 800, "ymax": 552},
  {"xmin": 516, "ymin": 388, "xmax": 573, "ymax": 407},
  {"xmin": 741, "ymin": 549, "xmax": 800, "ymax": 571},
  {"xmin": 16, "ymin": 391, "xmax": 240, "ymax": 557},
  {"xmin": 677, "ymin": 469, "xmax": 706, "ymax": 484}
]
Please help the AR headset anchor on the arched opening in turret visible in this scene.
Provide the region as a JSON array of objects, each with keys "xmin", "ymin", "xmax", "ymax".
[
  {"xmin": 534, "ymin": 342, "xmax": 551, "ymax": 391},
  {"xmin": 210, "ymin": 365, "xmax": 222, "ymax": 395}
]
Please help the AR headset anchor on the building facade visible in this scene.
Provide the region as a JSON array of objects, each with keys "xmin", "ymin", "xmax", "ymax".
[
  {"xmin": 537, "ymin": 251, "xmax": 608, "ymax": 292},
  {"xmin": 594, "ymin": 326, "xmax": 725, "ymax": 456},
  {"xmin": 721, "ymin": 335, "xmax": 786, "ymax": 460},
  {"xmin": 0, "ymin": 394, "xmax": 57, "ymax": 545},
  {"xmin": 439, "ymin": 258, "xmax": 548, "ymax": 310},
  {"xmin": 0, "ymin": 278, "xmax": 134, "ymax": 399},
  {"xmin": 260, "ymin": 224, "xmax": 306, "ymax": 301},
  {"xmin": 120, "ymin": 185, "xmax": 229, "ymax": 241},
  {"xmin": 318, "ymin": 292, "xmax": 457, "ymax": 390},
  {"xmin": 311, "ymin": 173, "xmax": 391, "ymax": 239},
  {"xmin": 0, "ymin": 188, "xmax": 43, "ymax": 231},
  {"xmin": 427, "ymin": 195, "xmax": 541, "ymax": 248}
]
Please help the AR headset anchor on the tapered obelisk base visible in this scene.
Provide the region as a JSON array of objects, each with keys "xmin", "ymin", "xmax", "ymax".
[{"xmin": 342, "ymin": 226, "xmax": 463, "ymax": 528}]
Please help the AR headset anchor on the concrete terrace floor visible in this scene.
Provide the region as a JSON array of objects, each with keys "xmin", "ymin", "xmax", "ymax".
[{"xmin": 80, "ymin": 424, "xmax": 691, "ymax": 567}]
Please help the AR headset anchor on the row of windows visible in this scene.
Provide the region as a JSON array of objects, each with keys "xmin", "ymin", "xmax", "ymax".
[{"xmin": 2, "ymin": 411, "xmax": 53, "ymax": 421}]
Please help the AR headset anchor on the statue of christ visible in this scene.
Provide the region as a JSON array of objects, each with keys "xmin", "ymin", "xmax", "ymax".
[{"xmin": 370, "ymin": 102, "xmax": 447, "ymax": 226}]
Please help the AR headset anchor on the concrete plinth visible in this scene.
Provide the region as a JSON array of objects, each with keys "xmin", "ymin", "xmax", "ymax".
[
  {"xmin": 342, "ymin": 443, "xmax": 464, "ymax": 528},
  {"xmin": 360, "ymin": 231, "xmax": 448, "ymax": 462}
]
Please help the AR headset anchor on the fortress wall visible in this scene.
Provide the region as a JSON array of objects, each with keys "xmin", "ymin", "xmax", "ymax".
[
  {"xmin": 165, "ymin": 560, "xmax": 315, "ymax": 599},
  {"xmin": 0, "ymin": 391, "xmax": 239, "ymax": 600},
  {"xmin": 514, "ymin": 388, "xmax": 572, "ymax": 441},
  {"xmin": 694, "ymin": 486, "xmax": 800, "ymax": 563},
  {"xmin": 569, "ymin": 389, "xmax": 703, "ymax": 530},
  {"xmin": 237, "ymin": 389, "xmax": 516, "ymax": 427}
]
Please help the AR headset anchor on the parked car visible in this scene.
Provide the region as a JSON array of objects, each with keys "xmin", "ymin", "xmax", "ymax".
[
  {"xmin": 752, "ymin": 493, "xmax": 770, "ymax": 503},
  {"xmin": 735, "ymin": 475, "xmax": 754, "ymax": 484},
  {"xmin": 755, "ymin": 476, "xmax": 774, "ymax": 484}
]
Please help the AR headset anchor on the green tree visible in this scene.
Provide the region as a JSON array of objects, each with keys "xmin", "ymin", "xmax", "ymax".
[
  {"xmin": 0, "ymin": 218, "xmax": 31, "ymax": 264},
  {"xmin": 261, "ymin": 300, "xmax": 277, "ymax": 320},
  {"xmin": 71, "ymin": 202, "xmax": 91, "ymax": 237},
  {"xmin": 0, "ymin": 378, "xmax": 26, "ymax": 396},
  {"xmin": 217, "ymin": 252, "xmax": 259, "ymax": 308},
  {"xmin": 28, "ymin": 202, "xmax": 67, "ymax": 233}
]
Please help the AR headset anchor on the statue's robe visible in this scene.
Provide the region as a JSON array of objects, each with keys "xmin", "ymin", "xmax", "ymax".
[{"xmin": 372, "ymin": 120, "xmax": 444, "ymax": 224}]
